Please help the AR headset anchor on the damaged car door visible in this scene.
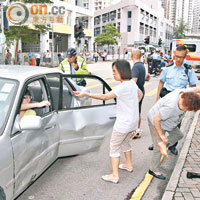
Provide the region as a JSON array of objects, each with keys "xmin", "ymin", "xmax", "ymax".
[{"xmin": 58, "ymin": 74, "xmax": 117, "ymax": 157}]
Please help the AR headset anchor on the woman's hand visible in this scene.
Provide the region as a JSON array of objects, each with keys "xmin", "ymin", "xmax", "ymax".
[
  {"xmin": 72, "ymin": 91, "xmax": 89, "ymax": 98},
  {"xmin": 130, "ymin": 131, "xmax": 136, "ymax": 140},
  {"xmin": 38, "ymin": 101, "xmax": 51, "ymax": 107}
]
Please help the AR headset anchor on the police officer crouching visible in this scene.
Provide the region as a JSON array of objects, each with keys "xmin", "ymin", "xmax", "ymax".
[{"xmin": 58, "ymin": 48, "xmax": 88, "ymax": 86}]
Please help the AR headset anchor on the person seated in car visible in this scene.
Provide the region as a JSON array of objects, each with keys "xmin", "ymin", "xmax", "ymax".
[{"xmin": 19, "ymin": 89, "xmax": 51, "ymax": 120}]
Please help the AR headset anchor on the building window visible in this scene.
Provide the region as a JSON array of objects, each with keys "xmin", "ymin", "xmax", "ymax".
[
  {"xmin": 118, "ymin": 13, "xmax": 121, "ymax": 19},
  {"xmin": 128, "ymin": 11, "xmax": 132, "ymax": 18},
  {"xmin": 127, "ymin": 25, "xmax": 131, "ymax": 32}
]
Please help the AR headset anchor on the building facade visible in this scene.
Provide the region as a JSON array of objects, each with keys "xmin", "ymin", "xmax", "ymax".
[
  {"xmin": 8, "ymin": 0, "xmax": 94, "ymax": 58},
  {"xmin": 191, "ymin": 0, "xmax": 200, "ymax": 34},
  {"xmin": 94, "ymin": 0, "xmax": 173, "ymax": 53}
]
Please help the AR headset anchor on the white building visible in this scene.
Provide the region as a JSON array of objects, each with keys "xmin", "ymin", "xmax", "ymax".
[
  {"xmin": 94, "ymin": 0, "xmax": 173, "ymax": 53},
  {"xmin": 191, "ymin": 0, "xmax": 200, "ymax": 34},
  {"xmin": 84, "ymin": 0, "xmax": 121, "ymax": 11},
  {"xmin": 7, "ymin": 0, "xmax": 94, "ymax": 59}
]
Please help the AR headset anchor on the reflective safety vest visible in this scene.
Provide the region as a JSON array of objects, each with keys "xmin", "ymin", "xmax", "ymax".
[{"xmin": 57, "ymin": 56, "xmax": 88, "ymax": 83}]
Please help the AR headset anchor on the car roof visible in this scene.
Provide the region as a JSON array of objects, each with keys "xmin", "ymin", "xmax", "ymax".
[{"xmin": 0, "ymin": 65, "xmax": 61, "ymax": 81}]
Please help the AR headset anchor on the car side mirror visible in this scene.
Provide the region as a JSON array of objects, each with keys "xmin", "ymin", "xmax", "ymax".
[
  {"xmin": 12, "ymin": 115, "xmax": 42, "ymax": 135},
  {"xmin": 20, "ymin": 116, "xmax": 42, "ymax": 130}
]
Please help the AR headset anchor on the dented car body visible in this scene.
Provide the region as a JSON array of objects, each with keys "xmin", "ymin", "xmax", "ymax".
[{"xmin": 0, "ymin": 66, "xmax": 116, "ymax": 200}]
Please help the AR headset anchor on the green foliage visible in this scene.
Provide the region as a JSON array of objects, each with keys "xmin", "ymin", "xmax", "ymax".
[
  {"xmin": 5, "ymin": 26, "xmax": 40, "ymax": 46},
  {"xmin": 4, "ymin": 1, "xmax": 51, "ymax": 44},
  {"xmin": 173, "ymin": 18, "xmax": 189, "ymax": 39},
  {"xmin": 95, "ymin": 22, "xmax": 121, "ymax": 46}
]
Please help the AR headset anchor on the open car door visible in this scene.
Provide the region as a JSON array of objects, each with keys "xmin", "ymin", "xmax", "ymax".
[{"xmin": 57, "ymin": 74, "xmax": 117, "ymax": 157}]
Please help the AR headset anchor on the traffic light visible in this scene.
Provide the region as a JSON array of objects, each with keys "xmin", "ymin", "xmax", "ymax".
[
  {"xmin": 74, "ymin": 23, "xmax": 85, "ymax": 39},
  {"xmin": 78, "ymin": 22, "xmax": 85, "ymax": 38},
  {"xmin": 74, "ymin": 24, "xmax": 80, "ymax": 39},
  {"xmin": 144, "ymin": 36, "xmax": 150, "ymax": 44},
  {"xmin": 158, "ymin": 38, "xmax": 162, "ymax": 47}
]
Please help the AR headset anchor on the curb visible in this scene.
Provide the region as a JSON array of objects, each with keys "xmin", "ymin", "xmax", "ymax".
[{"xmin": 162, "ymin": 110, "xmax": 200, "ymax": 200}]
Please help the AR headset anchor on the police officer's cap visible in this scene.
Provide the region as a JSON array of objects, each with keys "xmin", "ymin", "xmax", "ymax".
[{"xmin": 66, "ymin": 48, "xmax": 77, "ymax": 58}]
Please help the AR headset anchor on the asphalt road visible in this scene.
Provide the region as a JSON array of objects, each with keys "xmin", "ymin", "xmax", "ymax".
[{"xmin": 16, "ymin": 61, "xmax": 186, "ymax": 200}]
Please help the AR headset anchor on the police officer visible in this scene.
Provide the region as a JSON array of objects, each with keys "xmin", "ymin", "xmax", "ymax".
[
  {"xmin": 149, "ymin": 45, "xmax": 199, "ymax": 154},
  {"xmin": 164, "ymin": 50, "xmax": 171, "ymax": 64},
  {"xmin": 151, "ymin": 49, "xmax": 161, "ymax": 76},
  {"xmin": 58, "ymin": 48, "xmax": 88, "ymax": 86}
]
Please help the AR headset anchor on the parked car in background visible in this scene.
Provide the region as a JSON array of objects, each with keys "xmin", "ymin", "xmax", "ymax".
[{"xmin": 0, "ymin": 66, "xmax": 116, "ymax": 200}]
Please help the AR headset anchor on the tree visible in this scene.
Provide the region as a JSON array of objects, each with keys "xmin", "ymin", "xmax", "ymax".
[
  {"xmin": 6, "ymin": 0, "xmax": 52, "ymax": 64},
  {"xmin": 173, "ymin": 18, "xmax": 189, "ymax": 39},
  {"xmin": 95, "ymin": 22, "xmax": 121, "ymax": 50}
]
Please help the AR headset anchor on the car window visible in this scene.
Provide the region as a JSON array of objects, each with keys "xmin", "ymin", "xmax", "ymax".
[
  {"xmin": 185, "ymin": 44, "xmax": 196, "ymax": 52},
  {"xmin": 25, "ymin": 79, "xmax": 51, "ymax": 116},
  {"xmin": 61, "ymin": 76, "xmax": 116, "ymax": 109},
  {"xmin": 0, "ymin": 78, "xmax": 17, "ymax": 135},
  {"xmin": 46, "ymin": 74, "xmax": 60, "ymax": 110}
]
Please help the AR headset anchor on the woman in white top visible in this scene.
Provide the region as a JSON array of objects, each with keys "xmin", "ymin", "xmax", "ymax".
[{"xmin": 74, "ymin": 59, "xmax": 143, "ymax": 183}]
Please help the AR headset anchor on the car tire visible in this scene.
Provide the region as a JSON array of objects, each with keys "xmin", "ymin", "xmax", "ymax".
[{"xmin": 0, "ymin": 186, "xmax": 6, "ymax": 200}]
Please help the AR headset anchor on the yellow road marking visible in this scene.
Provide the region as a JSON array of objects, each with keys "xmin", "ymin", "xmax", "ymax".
[
  {"xmin": 88, "ymin": 79, "xmax": 117, "ymax": 89},
  {"xmin": 130, "ymin": 155, "xmax": 165, "ymax": 200},
  {"xmin": 130, "ymin": 173, "xmax": 153, "ymax": 200},
  {"xmin": 87, "ymin": 79, "xmax": 156, "ymax": 96},
  {"xmin": 86, "ymin": 77, "xmax": 111, "ymax": 83}
]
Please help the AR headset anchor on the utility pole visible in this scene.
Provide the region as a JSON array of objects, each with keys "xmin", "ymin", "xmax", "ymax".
[
  {"xmin": 0, "ymin": 2, "xmax": 5, "ymax": 64},
  {"xmin": 51, "ymin": 0, "xmax": 54, "ymax": 66},
  {"xmin": 51, "ymin": 23, "xmax": 54, "ymax": 66}
]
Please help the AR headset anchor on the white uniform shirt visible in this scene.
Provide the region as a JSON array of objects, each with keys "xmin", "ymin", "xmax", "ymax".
[{"xmin": 112, "ymin": 80, "xmax": 139, "ymax": 134}]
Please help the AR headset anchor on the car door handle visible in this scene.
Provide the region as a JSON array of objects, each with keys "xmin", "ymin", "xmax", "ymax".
[
  {"xmin": 45, "ymin": 124, "xmax": 56, "ymax": 130},
  {"xmin": 109, "ymin": 116, "xmax": 116, "ymax": 119}
]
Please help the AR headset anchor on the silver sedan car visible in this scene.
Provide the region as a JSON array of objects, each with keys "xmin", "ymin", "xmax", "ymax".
[{"xmin": 0, "ymin": 66, "xmax": 116, "ymax": 200}]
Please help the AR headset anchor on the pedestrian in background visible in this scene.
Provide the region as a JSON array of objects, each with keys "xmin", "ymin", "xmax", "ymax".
[
  {"xmin": 151, "ymin": 49, "xmax": 161, "ymax": 76},
  {"xmin": 17, "ymin": 50, "xmax": 22, "ymax": 65},
  {"xmin": 148, "ymin": 87, "xmax": 200, "ymax": 180},
  {"xmin": 57, "ymin": 53, "xmax": 64, "ymax": 64},
  {"xmin": 5, "ymin": 49, "xmax": 12, "ymax": 65},
  {"xmin": 102, "ymin": 50, "xmax": 107, "ymax": 61},
  {"xmin": 35, "ymin": 51, "xmax": 41, "ymax": 66},
  {"xmin": 58, "ymin": 48, "xmax": 88, "ymax": 86},
  {"xmin": 44, "ymin": 50, "xmax": 51, "ymax": 65},
  {"xmin": 164, "ymin": 50, "xmax": 171, "ymax": 64},
  {"xmin": 149, "ymin": 45, "xmax": 199, "ymax": 154},
  {"xmin": 131, "ymin": 49, "xmax": 146, "ymax": 139},
  {"xmin": 74, "ymin": 59, "xmax": 143, "ymax": 183},
  {"xmin": 93, "ymin": 51, "xmax": 99, "ymax": 63},
  {"xmin": 147, "ymin": 54, "xmax": 152, "ymax": 74}
]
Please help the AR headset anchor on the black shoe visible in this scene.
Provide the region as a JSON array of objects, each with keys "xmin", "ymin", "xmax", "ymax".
[
  {"xmin": 148, "ymin": 170, "xmax": 166, "ymax": 180},
  {"xmin": 187, "ymin": 172, "xmax": 200, "ymax": 179},
  {"xmin": 148, "ymin": 144, "xmax": 154, "ymax": 151},
  {"xmin": 169, "ymin": 146, "xmax": 178, "ymax": 155}
]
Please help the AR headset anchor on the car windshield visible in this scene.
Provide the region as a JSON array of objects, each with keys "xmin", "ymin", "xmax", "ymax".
[{"xmin": 0, "ymin": 78, "xmax": 17, "ymax": 135}]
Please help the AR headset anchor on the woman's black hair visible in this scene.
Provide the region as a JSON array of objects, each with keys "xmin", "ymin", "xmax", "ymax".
[
  {"xmin": 24, "ymin": 88, "xmax": 31, "ymax": 96},
  {"xmin": 112, "ymin": 59, "xmax": 132, "ymax": 80}
]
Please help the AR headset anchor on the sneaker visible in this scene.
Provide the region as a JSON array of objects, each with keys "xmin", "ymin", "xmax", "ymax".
[
  {"xmin": 101, "ymin": 175, "xmax": 119, "ymax": 184},
  {"xmin": 132, "ymin": 129, "xmax": 142, "ymax": 139}
]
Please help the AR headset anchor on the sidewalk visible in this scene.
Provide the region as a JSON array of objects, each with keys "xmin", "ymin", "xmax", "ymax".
[{"xmin": 162, "ymin": 111, "xmax": 200, "ymax": 200}]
